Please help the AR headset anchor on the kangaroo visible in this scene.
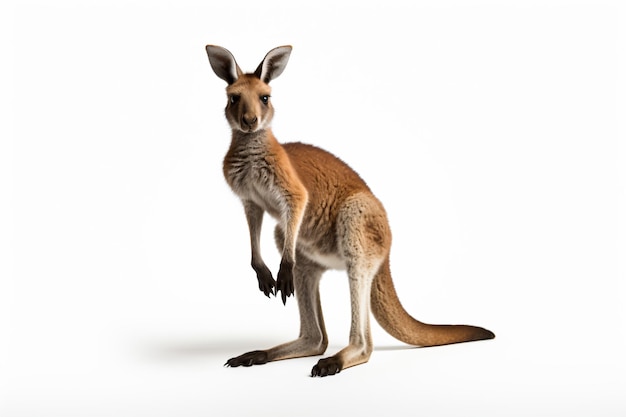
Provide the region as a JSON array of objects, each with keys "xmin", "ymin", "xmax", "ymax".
[{"xmin": 205, "ymin": 45, "xmax": 495, "ymax": 377}]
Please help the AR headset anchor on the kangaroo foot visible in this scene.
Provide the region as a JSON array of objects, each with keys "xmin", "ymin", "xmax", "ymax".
[
  {"xmin": 311, "ymin": 356, "xmax": 343, "ymax": 377},
  {"xmin": 225, "ymin": 350, "xmax": 269, "ymax": 367}
]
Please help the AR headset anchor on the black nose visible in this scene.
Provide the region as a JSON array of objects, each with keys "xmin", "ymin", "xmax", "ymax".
[{"xmin": 242, "ymin": 115, "xmax": 257, "ymax": 127}]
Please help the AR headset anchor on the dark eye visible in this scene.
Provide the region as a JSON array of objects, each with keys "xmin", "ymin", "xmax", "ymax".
[
  {"xmin": 229, "ymin": 95, "xmax": 240, "ymax": 105},
  {"xmin": 260, "ymin": 95, "xmax": 270, "ymax": 105}
]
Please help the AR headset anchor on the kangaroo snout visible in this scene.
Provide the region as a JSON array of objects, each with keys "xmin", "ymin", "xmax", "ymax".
[{"xmin": 242, "ymin": 114, "xmax": 258, "ymax": 128}]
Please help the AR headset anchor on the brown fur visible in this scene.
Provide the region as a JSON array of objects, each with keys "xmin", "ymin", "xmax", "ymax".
[{"xmin": 205, "ymin": 45, "xmax": 494, "ymax": 377}]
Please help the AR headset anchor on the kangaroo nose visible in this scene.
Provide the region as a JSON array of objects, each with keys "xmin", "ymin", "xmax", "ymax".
[{"xmin": 242, "ymin": 114, "xmax": 257, "ymax": 127}]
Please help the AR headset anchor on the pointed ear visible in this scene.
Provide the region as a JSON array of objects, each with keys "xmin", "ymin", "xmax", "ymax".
[
  {"xmin": 205, "ymin": 45, "xmax": 243, "ymax": 85},
  {"xmin": 254, "ymin": 45, "xmax": 292, "ymax": 84}
]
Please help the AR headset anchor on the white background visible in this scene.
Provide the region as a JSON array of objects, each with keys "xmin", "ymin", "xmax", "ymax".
[{"xmin": 3, "ymin": 0, "xmax": 625, "ymax": 416}]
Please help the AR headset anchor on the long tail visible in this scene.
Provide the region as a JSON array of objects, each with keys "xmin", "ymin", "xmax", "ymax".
[{"xmin": 370, "ymin": 257, "xmax": 495, "ymax": 347}]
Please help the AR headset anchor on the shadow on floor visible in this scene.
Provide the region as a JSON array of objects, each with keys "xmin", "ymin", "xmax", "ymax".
[{"xmin": 144, "ymin": 335, "xmax": 419, "ymax": 361}]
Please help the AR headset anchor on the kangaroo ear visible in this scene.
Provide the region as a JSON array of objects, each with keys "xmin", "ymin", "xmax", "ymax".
[
  {"xmin": 205, "ymin": 45, "xmax": 243, "ymax": 85},
  {"xmin": 254, "ymin": 45, "xmax": 292, "ymax": 84}
]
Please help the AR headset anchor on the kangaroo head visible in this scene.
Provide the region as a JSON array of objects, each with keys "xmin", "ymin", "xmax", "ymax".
[{"xmin": 205, "ymin": 45, "xmax": 292, "ymax": 133}]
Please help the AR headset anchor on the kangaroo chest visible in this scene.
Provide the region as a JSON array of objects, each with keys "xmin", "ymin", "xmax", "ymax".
[{"xmin": 223, "ymin": 141, "xmax": 284, "ymax": 218}]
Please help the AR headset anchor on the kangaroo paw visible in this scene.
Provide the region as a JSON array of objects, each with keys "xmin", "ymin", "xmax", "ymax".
[
  {"xmin": 253, "ymin": 264, "xmax": 276, "ymax": 298},
  {"xmin": 276, "ymin": 260, "xmax": 294, "ymax": 305}
]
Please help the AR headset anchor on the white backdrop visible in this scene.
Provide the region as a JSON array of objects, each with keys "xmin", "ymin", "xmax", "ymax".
[{"xmin": 3, "ymin": 0, "xmax": 625, "ymax": 416}]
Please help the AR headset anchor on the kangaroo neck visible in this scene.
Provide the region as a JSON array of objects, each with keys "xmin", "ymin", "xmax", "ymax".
[
  {"xmin": 229, "ymin": 128, "xmax": 278, "ymax": 152},
  {"xmin": 231, "ymin": 127, "xmax": 274, "ymax": 141}
]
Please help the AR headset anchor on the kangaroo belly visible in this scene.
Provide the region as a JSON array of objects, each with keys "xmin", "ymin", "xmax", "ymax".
[{"xmin": 297, "ymin": 240, "xmax": 346, "ymax": 270}]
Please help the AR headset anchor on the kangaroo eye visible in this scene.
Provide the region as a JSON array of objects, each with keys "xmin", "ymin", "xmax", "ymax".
[
  {"xmin": 229, "ymin": 95, "xmax": 240, "ymax": 105},
  {"xmin": 260, "ymin": 95, "xmax": 270, "ymax": 105}
]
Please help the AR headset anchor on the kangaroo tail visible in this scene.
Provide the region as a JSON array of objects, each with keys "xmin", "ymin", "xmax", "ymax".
[{"xmin": 370, "ymin": 257, "xmax": 495, "ymax": 347}]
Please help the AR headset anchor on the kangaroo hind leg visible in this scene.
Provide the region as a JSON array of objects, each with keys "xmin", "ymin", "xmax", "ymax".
[
  {"xmin": 310, "ymin": 259, "xmax": 381, "ymax": 376},
  {"xmin": 225, "ymin": 253, "xmax": 328, "ymax": 368},
  {"xmin": 311, "ymin": 193, "xmax": 390, "ymax": 377}
]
